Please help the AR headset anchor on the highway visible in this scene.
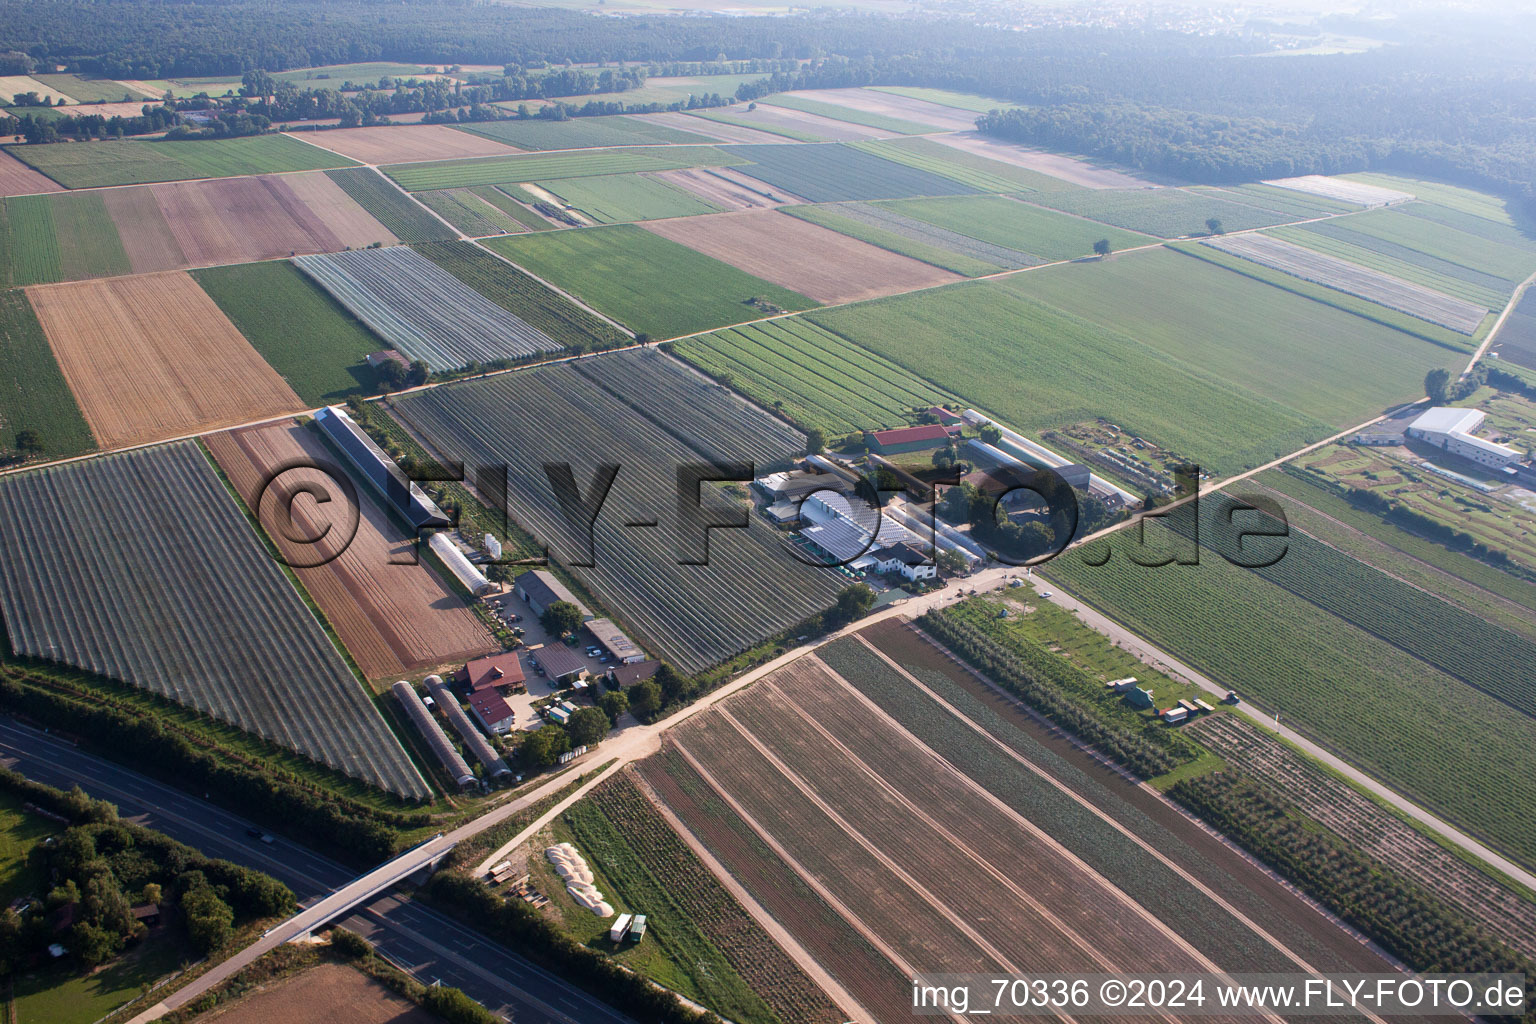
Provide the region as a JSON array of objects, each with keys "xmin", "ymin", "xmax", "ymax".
[{"xmin": 0, "ymin": 717, "xmax": 633, "ymax": 1024}]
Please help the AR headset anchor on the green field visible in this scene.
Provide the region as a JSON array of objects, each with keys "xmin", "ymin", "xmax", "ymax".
[
  {"xmin": 413, "ymin": 188, "xmax": 526, "ymax": 236},
  {"xmin": 882, "ymin": 195, "xmax": 1150, "ymax": 261},
  {"xmin": 537, "ymin": 172, "xmax": 720, "ymax": 223},
  {"xmin": 0, "ymin": 192, "xmax": 130, "ymax": 287},
  {"xmin": 32, "ymin": 74, "xmax": 145, "ymax": 103},
  {"xmin": 674, "ymin": 317, "xmax": 959, "ymax": 434},
  {"xmin": 12, "ymin": 933, "xmax": 190, "ymax": 1024},
  {"xmin": 484, "ymin": 224, "xmax": 814, "ymax": 338},
  {"xmin": 1270, "ymin": 223, "xmax": 1512, "ymax": 310},
  {"xmin": 1308, "ymin": 205, "xmax": 1536, "ymax": 287},
  {"xmin": 411, "ymin": 240, "xmax": 629, "ymax": 350},
  {"xmin": 684, "ymin": 107, "xmax": 821, "ymax": 142},
  {"xmin": 1028, "ymin": 187, "xmax": 1310, "ymax": 238},
  {"xmin": 722, "ymin": 143, "xmax": 982, "ymax": 203},
  {"xmin": 782, "ymin": 203, "xmax": 1004, "ymax": 277},
  {"xmin": 0, "ymin": 792, "xmax": 54, "ymax": 906},
  {"xmin": 460, "ymin": 114, "xmax": 714, "ymax": 151},
  {"xmin": 851, "ymin": 136, "xmax": 1079, "ymax": 194},
  {"xmin": 384, "ymin": 145, "xmax": 734, "ymax": 192},
  {"xmin": 0, "ymin": 290, "xmax": 94, "ymax": 458},
  {"xmin": 1202, "ymin": 182, "xmax": 1362, "ymax": 217},
  {"xmin": 1172, "ymin": 241, "xmax": 1483, "ymax": 352},
  {"xmin": 1047, "ymin": 494, "xmax": 1536, "ymax": 869},
  {"xmin": 192, "ymin": 261, "xmax": 385, "ymax": 404},
  {"xmin": 2, "ymin": 134, "xmax": 353, "ymax": 189},
  {"xmin": 1004, "ymin": 247, "xmax": 1462, "ymax": 432},
  {"xmin": 868, "ymin": 86, "xmax": 1021, "ymax": 113},
  {"xmin": 475, "ymin": 186, "xmax": 556, "ymax": 230},
  {"xmin": 324, "ymin": 166, "xmax": 456, "ymax": 241},
  {"xmin": 809, "ymin": 268, "xmax": 1328, "ymax": 476},
  {"xmin": 762, "ymin": 94, "xmax": 936, "ymax": 135},
  {"xmin": 1341, "ymin": 173, "xmax": 1524, "ymax": 226}
]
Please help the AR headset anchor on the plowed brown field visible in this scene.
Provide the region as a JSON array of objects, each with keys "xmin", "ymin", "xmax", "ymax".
[
  {"xmin": 292, "ymin": 124, "xmax": 521, "ymax": 164},
  {"xmin": 206, "ymin": 420, "xmax": 497, "ymax": 679},
  {"xmin": 206, "ymin": 963, "xmax": 433, "ymax": 1024},
  {"xmin": 101, "ymin": 185, "xmax": 186, "ymax": 272},
  {"xmin": 149, "ymin": 174, "xmax": 373, "ymax": 266},
  {"xmin": 642, "ymin": 209, "xmax": 959, "ymax": 304},
  {"xmin": 0, "ymin": 148, "xmax": 64, "ymax": 195},
  {"xmin": 26, "ymin": 271, "xmax": 303, "ymax": 448}
]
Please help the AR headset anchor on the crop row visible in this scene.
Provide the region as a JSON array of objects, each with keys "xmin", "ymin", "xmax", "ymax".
[
  {"xmin": 721, "ymin": 143, "xmax": 982, "ymax": 203},
  {"xmin": 1028, "ymin": 186, "xmax": 1303, "ymax": 237},
  {"xmin": 383, "ymin": 146, "xmax": 733, "ymax": 192},
  {"xmin": 414, "ymin": 188, "xmax": 519, "ymax": 237},
  {"xmin": 410, "ymin": 240, "xmax": 627, "ymax": 352},
  {"xmin": 797, "ymin": 201, "xmax": 1033, "ymax": 272},
  {"xmin": 0, "ymin": 441, "xmax": 428, "ymax": 799},
  {"xmin": 583, "ymin": 773, "xmax": 843, "ymax": 1024},
  {"xmin": 1205, "ymin": 234, "xmax": 1487, "ymax": 333},
  {"xmin": 847, "ymin": 138, "xmax": 1032, "ymax": 194},
  {"xmin": 324, "ymin": 167, "xmax": 456, "ymax": 242},
  {"xmin": 1278, "ymin": 222, "xmax": 1510, "ymax": 308},
  {"xmin": 390, "ymin": 352, "xmax": 843, "ymax": 673},
  {"xmin": 292, "ymin": 246, "xmax": 563, "ymax": 371}
]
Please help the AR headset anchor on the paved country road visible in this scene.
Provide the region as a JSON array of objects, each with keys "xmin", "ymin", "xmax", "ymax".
[{"xmin": 0, "ymin": 718, "xmax": 633, "ymax": 1024}]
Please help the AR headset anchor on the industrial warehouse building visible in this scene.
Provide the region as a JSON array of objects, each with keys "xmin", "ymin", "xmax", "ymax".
[
  {"xmin": 515, "ymin": 570, "xmax": 592, "ymax": 620},
  {"xmin": 1407, "ymin": 407, "xmax": 1522, "ymax": 469},
  {"xmin": 586, "ymin": 618, "xmax": 644, "ymax": 663}
]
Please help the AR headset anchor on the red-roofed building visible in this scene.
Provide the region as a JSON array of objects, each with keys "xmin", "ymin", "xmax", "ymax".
[
  {"xmin": 867, "ymin": 423, "xmax": 962, "ymax": 455},
  {"xmin": 455, "ymin": 652, "xmax": 526, "ymax": 694},
  {"xmin": 467, "ymin": 689, "xmax": 516, "ymax": 735}
]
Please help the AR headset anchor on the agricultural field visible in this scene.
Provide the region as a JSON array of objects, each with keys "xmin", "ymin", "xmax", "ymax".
[
  {"xmin": 0, "ymin": 149, "xmax": 63, "ymax": 195},
  {"xmin": 295, "ymin": 124, "xmax": 521, "ymax": 163},
  {"xmin": 673, "ymin": 317, "xmax": 960, "ymax": 435},
  {"xmin": 1195, "ymin": 714, "xmax": 1536, "ymax": 959},
  {"xmin": 0, "ymin": 75, "xmax": 73, "ymax": 105},
  {"xmin": 206, "ymin": 421, "xmax": 498, "ymax": 680},
  {"xmin": 1047, "ymin": 493, "xmax": 1536, "ymax": 867},
  {"xmin": 1265, "ymin": 174, "xmax": 1415, "ymax": 207},
  {"xmin": 383, "ymin": 145, "xmax": 733, "ymax": 192},
  {"xmin": 1202, "ymin": 233, "xmax": 1488, "ymax": 334},
  {"xmin": 414, "ymin": 188, "xmax": 530, "ymax": 236},
  {"xmin": 651, "ymin": 167, "xmax": 784, "ymax": 210},
  {"xmin": 485, "ymin": 223, "xmax": 815, "ymax": 339},
  {"xmin": 868, "ymin": 86, "xmax": 1020, "ymax": 114},
  {"xmin": 762, "ymin": 94, "xmax": 935, "ymax": 135},
  {"xmin": 1490, "ymin": 289, "xmax": 1536, "ymax": 369},
  {"xmin": 1253, "ymin": 468, "xmax": 1536, "ymax": 642},
  {"xmin": 470, "ymin": 185, "xmax": 557, "ymax": 230},
  {"xmin": 642, "ymin": 209, "xmax": 961, "ymax": 305},
  {"xmin": 723, "ymin": 143, "xmax": 982, "ymax": 203},
  {"xmin": 197, "ymin": 963, "xmax": 434, "ymax": 1024},
  {"xmin": 0, "ymin": 191, "xmax": 130, "ymax": 286},
  {"xmin": 411, "ymin": 240, "xmax": 628, "ymax": 350},
  {"xmin": 684, "ymin": 107, "xmax": 827, "ymax": 143},
  {"xmin": 30, "ymin": 73, "xmax": 145, "ymax": 103},
  {"xmin": 559, "ymin": 772, "xmax": 844, "ymax": 1024},
  {"xmin": 26, "ymin": 271, "xmax": 304, "ymax": 449},
  {"xmin": 192, "ymin": 260, "xmax": 387, "ymax": 404},
  {"xmin": 932, "ymin": 132, "xmax": 1150, "ymax": 189},
  {"xmin": 391, "ymin": 350, "xmax": 844, "ymax": 673},
  {"xmin": 0, "ymin": 440, "xmax": 429, "ymax": 799},
  {"xmin": 324, "ymin": 166, "xmax": 457, "ymax": 242},
  {"xmin": 460, "ymin": 115, "xmax": 714, "ymax": 151},
  {"xmin": 293, "ymin": 246, "xmax": 565, "ymax": 371},
  {"xmin": 536, "ymin": 172, "xmax": 721, "ymax": 223},
  {"xmin": 1026, "ymin": 186, "xmax": 1310, "ymax": 237},
  {"xmin": 1200, "ymin": 182, "xmax": 1363, "ymax": 217},
  {"xmin": 639, "ymin": 644, "xmax": 1390, "ymax": 1024},
  {"xmin": 1, "ymin": 134, "xmax": 353, "ymax": 189},
  {"xmin": 0, "ymin": 290, "xmax": 94, "ymax": 459},
  {"xmin": 881, "ymin": 194, "xmax": 1150, "ymax": 261},
  {"xmin": 809, "ymin": 267, "xmax": 1330, "ymax": 476},
  {"xmin": 782, "ymin": 202, "xmax": 1014, "ymax": 277},
  {"xmin": 632, "ymin": 111, "xmax": 789, "ymax": 146},
  {"xmin": 850, "ymin": 136, "xmax": 1078, "ymax": 194},
  {"xmin": 777, "ymin": 88, "xmax": 982, "ymax": 132},
  {"xmin": 1003, "ymin": 247, "xmax": 1463, "ymax": 432}
]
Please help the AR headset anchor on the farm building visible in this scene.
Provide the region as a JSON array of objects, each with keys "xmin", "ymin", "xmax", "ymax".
[
  {"xmin": 428, "ymin": 532, "xmax": 494, "ymax": 596},
  {"xmin": 366, "ymin": 349, "xmax": 409, "ymax": 371},
  {"xmin": 763, "ymin": 499, "xmax": 804, "ymax": 525},
  {"xmin": 799, "ymin": 517, "xmax": 877, "ymax": 566},
  {"xmin": 754, "ymin": 469, "xmax": 852, "ymax": 503},
  {"xmin": 1407, "ymin": 407, "xmax": 1522, "ymax": 469},
  {"xmin": 392, "ymin": 679, "xmax": 475, "ymax": 789},
  {"xmin": 865, "ymin": 423, "xmax": 962, "ymax": 455},
  {"xmin": 608, "ymin": 660, "xmax": 661, "ymax": 688},
  {"xmin": 531, "ymin": 643, "xmax": 589, "ymax": 684},
  {"xmin": 1126, "ymin": 687, "xmax": 1155, "ymax": 709},
  {"xmin": 586, "ymin": 618, "xmax": 644, "ymax": 663},
  {"xmin": 314, "ymin": 405, "xmax": 450, "ymax": 531},
  {"xmin": 926, "ymin": 406, "xmax": 962, "ymax": 425},
  {"xmin": 515, "ymin": 570, "xmax": 592, "ymax": 619},
  {"xmin": 455, "ymin": 651, "xmax": 526, "ymax": 694},
  {"xmin": 468, "ymin": 689, "xmax": 516, "ymax": 735},
  {"xmin": 425, "ymin": 674, "xmax": 512, "ymax": 778},
  {"xmin": 1163, "ymin": 706, "xmax": 1189, "ymax": 724},
  {"xmin": 871, "ymin": 542, "xmax": 936, "ymax": 581}
]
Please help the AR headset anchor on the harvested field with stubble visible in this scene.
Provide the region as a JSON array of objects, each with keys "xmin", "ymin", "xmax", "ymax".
[
  {"xmin": 0, "ymin": 149, "xmax": 62, "ymax": 195},
  {"xmin": 642, "ymin": 209, "xmax": 961, "ymax": 304},
  {"xmin": 26, "ymin": 272, "xmax": 303, "ymax": 449},
  {"xmin": 206, "ymin": 421, "xmax": 497, "ymax": 679},
  {"xmin": 653, "ymin": 168, "xmax": 785, "ymax": 210},
  {"xmin": 291, "ymin": 124, "xmax": 522, "ymax": 163},
  {"xmin": 641, "ymin": 651, "xmax": 1349, "ymax": 1024},
  {"xmin": 202, "ymin": 963, "xmax": 434, "ymax": 1024}
]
